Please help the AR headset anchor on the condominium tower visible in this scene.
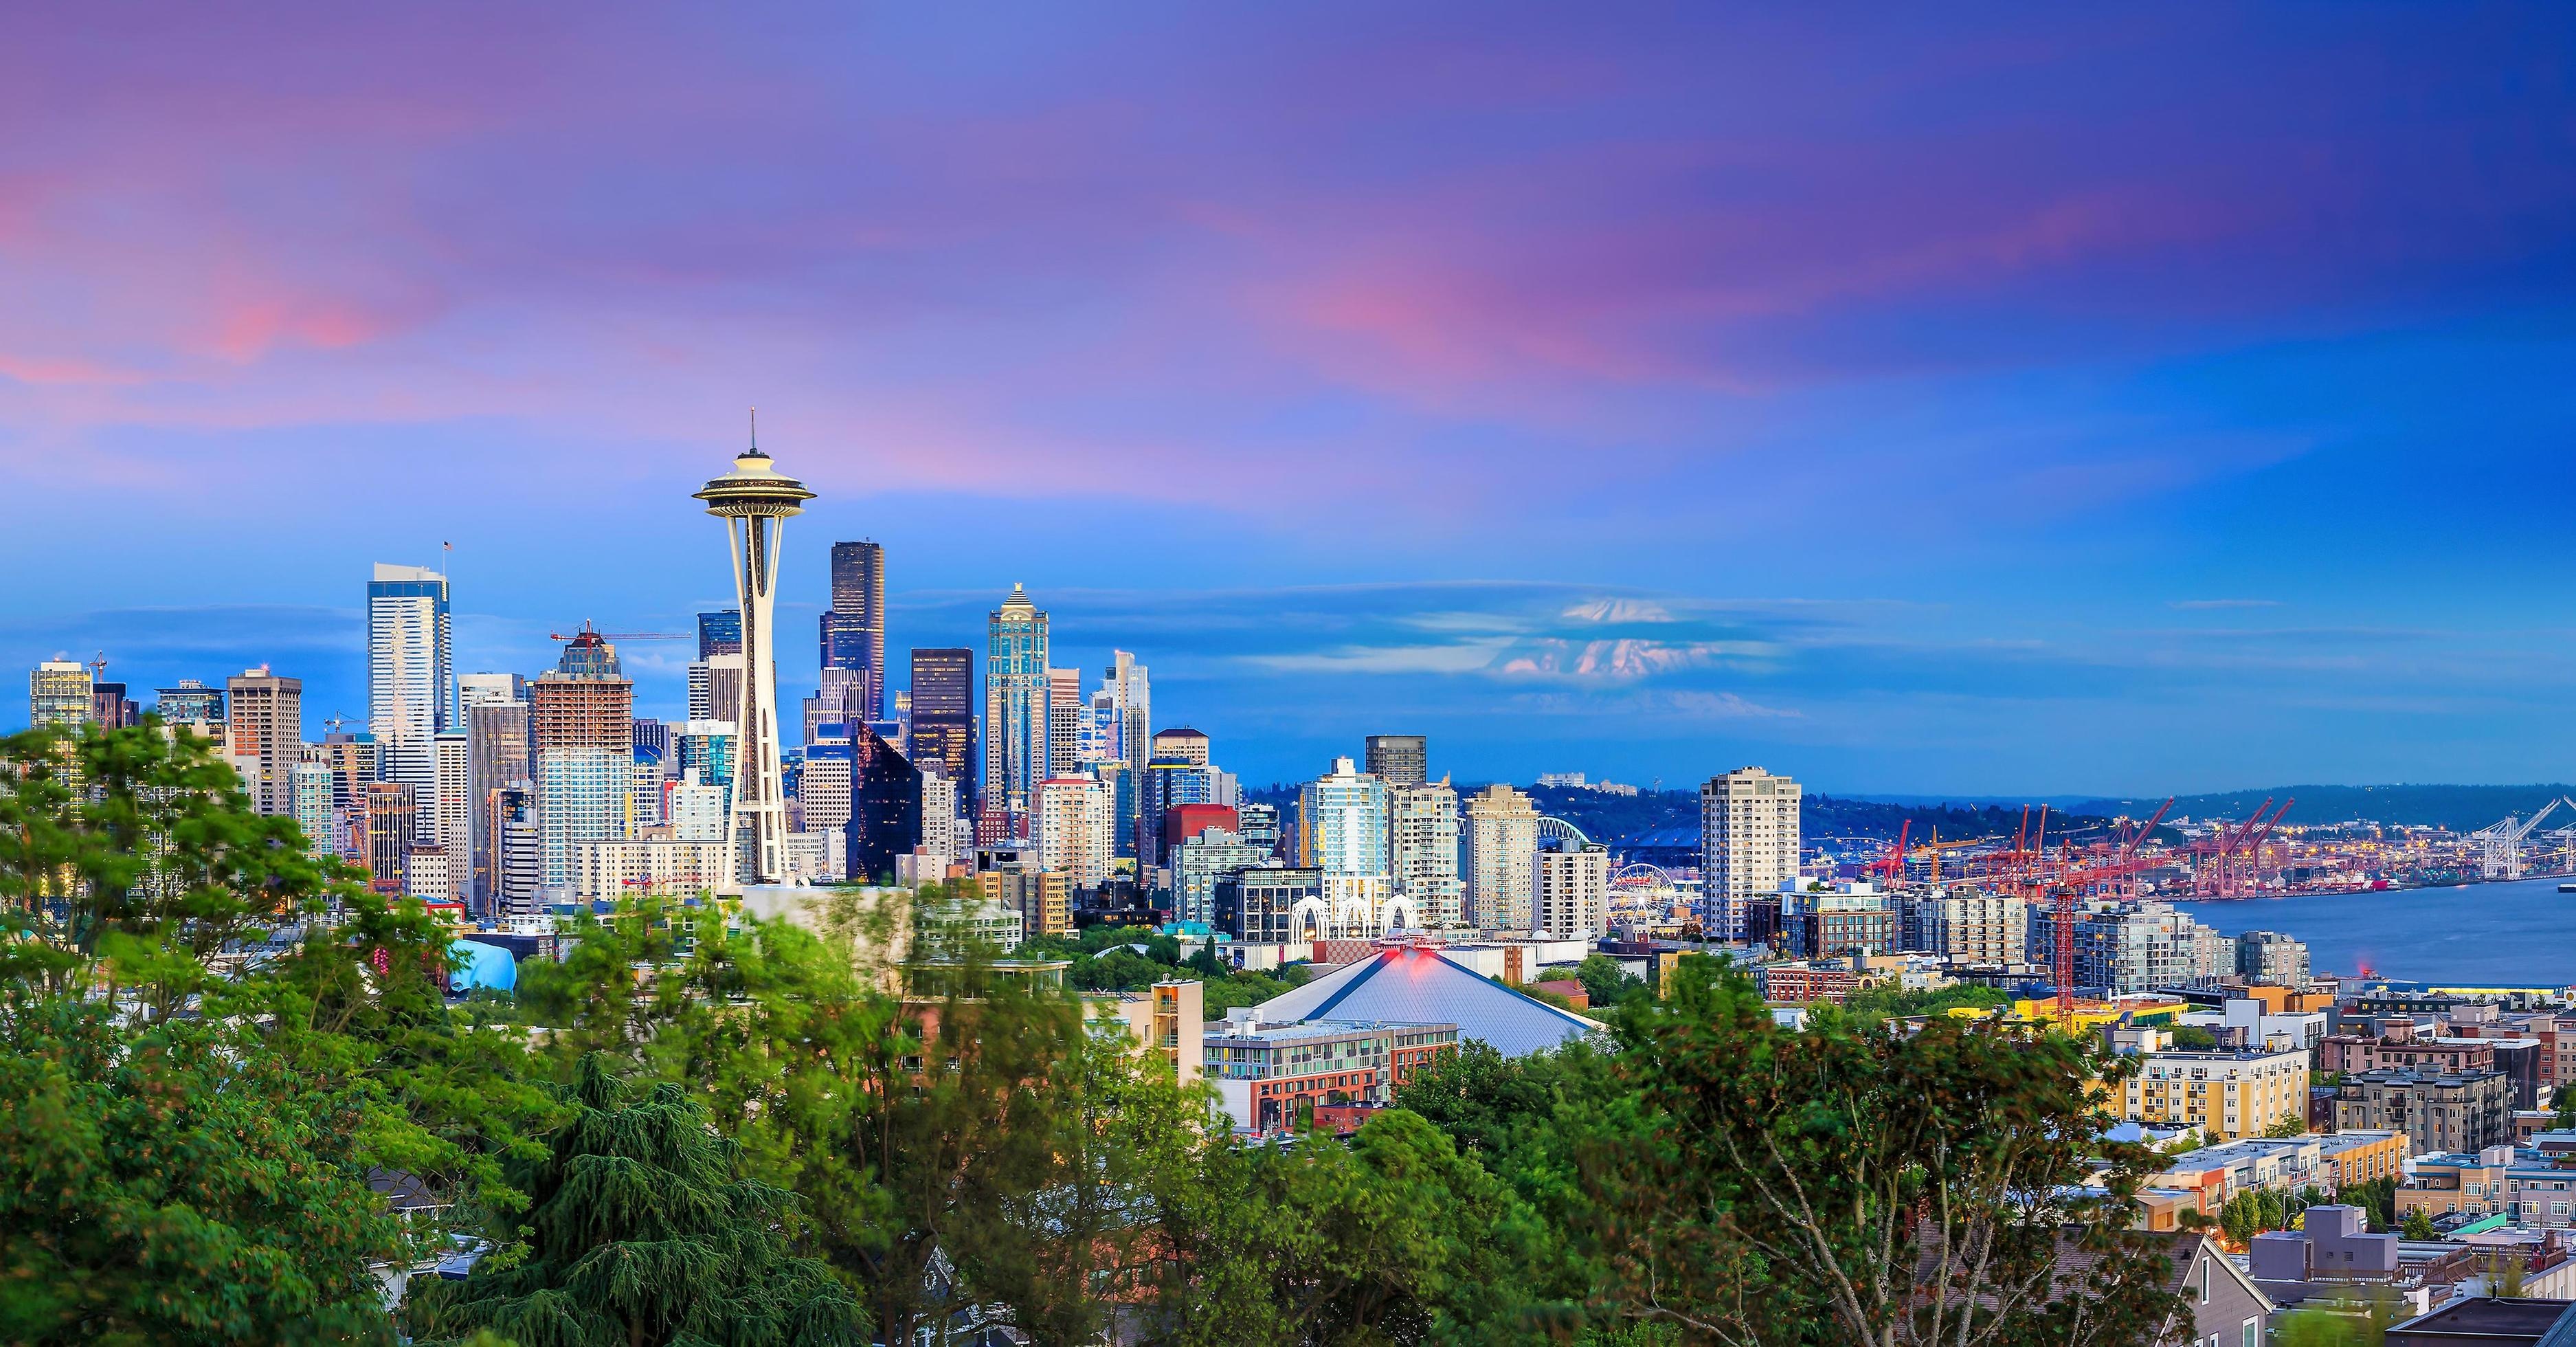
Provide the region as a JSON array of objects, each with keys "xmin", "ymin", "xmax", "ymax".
[
  {"xmin": 226, "ymin": 667, "xmax": 302, "ymax": 816},
  {"xmin": 822, "ymin": 541, "xmax": 886, "ymax": 724},
  {"xmin": 1701, "ymin": 767, "xmax": 1801, "ymax": 942}
]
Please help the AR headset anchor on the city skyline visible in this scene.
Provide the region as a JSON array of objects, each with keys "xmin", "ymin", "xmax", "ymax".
[{"xmin": 5, "ymin": 5, "xmax": 2575, "ymax": 794}]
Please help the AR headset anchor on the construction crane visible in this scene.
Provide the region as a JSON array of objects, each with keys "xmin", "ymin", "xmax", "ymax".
[{"xmin": 2474, "ymin": 799, "xmax": 2573, "ymax": 880}]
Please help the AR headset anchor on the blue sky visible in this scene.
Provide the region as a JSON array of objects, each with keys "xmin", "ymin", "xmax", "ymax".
[{"xmin": 2, "ymin": 3, "xmax": 2573, "ymax": 794}]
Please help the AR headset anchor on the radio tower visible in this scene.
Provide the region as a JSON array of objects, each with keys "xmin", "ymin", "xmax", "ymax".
[{"xmin": 693, "ymin": 414, "xmax": 815, "ymax": 889}]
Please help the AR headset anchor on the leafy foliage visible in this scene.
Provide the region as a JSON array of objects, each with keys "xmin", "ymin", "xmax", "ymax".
[{"xmin": 0, "ymin": 999, "xmax": 405, "ymax": 1344}]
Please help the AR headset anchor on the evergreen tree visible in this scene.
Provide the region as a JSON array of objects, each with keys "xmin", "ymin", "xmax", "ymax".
[{"xmin": 416, "ymin": 1054, "xmax": 861, "ymax": 1346}]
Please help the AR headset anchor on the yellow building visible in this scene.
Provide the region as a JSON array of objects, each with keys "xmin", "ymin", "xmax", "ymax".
[
  {"xmin": 1947, "ymin": 995, "xmax": 2190, "ymax": 1034},
  {"xmin": 976, "ymin": 868, "xmax": 1071, "ymax": 939},
  {"xmin": 2122, "ymin": 1045, "xmax": 2308, "ymax": 1141}
]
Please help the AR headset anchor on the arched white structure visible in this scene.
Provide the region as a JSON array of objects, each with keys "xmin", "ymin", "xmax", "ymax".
[
  {"xmin": 1378, "ymin": 895, "xmax": 1423, "ymax": 934},
  {"xmin": 1535, "ymin": 816, "xmax": 1591, "ymax": 846},
  {"xmin": 1290, "ymin": 896, "xmax": 1331, "ymax": 942}
]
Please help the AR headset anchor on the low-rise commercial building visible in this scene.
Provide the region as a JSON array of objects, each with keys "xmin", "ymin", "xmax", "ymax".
[{"xmin": 1205, "ymin": 1010, "xmax": 1459, "ymax": 1134}]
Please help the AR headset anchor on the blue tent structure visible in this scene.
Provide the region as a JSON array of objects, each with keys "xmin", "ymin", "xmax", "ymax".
[{"xmin": 449, "ymin": 938, "xmax": 517, "ymax": 994}]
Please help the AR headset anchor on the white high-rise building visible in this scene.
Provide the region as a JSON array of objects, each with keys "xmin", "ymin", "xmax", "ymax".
[
  {"xmin": 1389, "ymin": 779, "xmax": 1463, "ymax": 928},
  {"xmin": 695, "ymin": 440, "xmax": 814, "ymax": 888},
  {"xmin": 1035, "ymin": 776, "xmax": 1115, "ymax": 889},
  {"xmin": 1297, "ymin": 757, "xmax": 1389, "ymax": 878},
  {"xmin": 289, "ymin": 758, "xmax": 337, "ymax": 858},
  {"xmin": 799, "ymin": 755, "xmax": 854, "ymax": 879},
  {"xmin": 366, "ymin": 564, "xmax": 456, "ymax": 844},
  {"xmin": 434, "ymin": 731, "xmax": 473, "ymax": 900},
  {"xmin": 28, "ymin": 660, "xmax": 93, "ymax": 728},
  {"xmin": 1701, "ymin": 767, "xmax": 1801, "ymax": 942},
  {"xmin": 669, "ymin": 769, "xmax": 727, "ymax": 842},
  {"xmin": 538, "ymin": 746, "xmax": 628, "ymax": 890},
  {"xmin": 1536, "ymin": 841, "xmax": 1612, "ymax": 939},
  {"xmin": 918, "ymin": 764, "xmax": 961, "ymax": 876},
  {"xmin": 458, "ymin": 672, "xmax": 526, "ymax": 709},
  {"xmin": 1462, "ymin": 783, "xmax": 1540, "ymax": 931}
]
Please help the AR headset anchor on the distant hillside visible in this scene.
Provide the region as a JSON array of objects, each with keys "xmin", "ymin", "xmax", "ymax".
[
  {"xmin": 1248, "ymin": 782, "xmax": 2154, "ymax": 847},
  {"xmin": 2066, "ymin": 785, "xmax": 2576, "ymax": 832}
]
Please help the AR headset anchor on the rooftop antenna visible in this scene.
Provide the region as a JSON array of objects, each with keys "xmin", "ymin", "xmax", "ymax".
[{"xmin": 748, "ymin": 406, "xmax": 759, "ymax": 455}]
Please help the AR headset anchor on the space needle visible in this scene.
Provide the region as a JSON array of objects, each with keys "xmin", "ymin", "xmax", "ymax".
[{"xmin": 694, "ymin": 417, "xmax": 814, "ymax": 889}]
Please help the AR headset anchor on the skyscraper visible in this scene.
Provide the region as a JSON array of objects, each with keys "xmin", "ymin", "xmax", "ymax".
[
  {"xmin": 824, "ymin": 540, "xmax": 886, "ymax": 724},
  {"xmin": 1046, "ymin": 667, "xmax": 1082, "ymax": 779},
  {"xmin": 530, "ymin": 671, "xmax": 634, "ymax": 893},
  {"xmin": 27, "ymin": 660, "xmax": 91, "ymax": 728},
  {"xmin": 226, "ymin": 667, "xmax": 302, "ymax": 816},
  {"xmin": 1101, "ymin": 652, "xmax": 1150, "ymax": 858},
  {"xmin": 697, "ymin": 609, "xmax": 743, "ymax": 658},
  {"xmin": 1701, "ymin": 766, "xmax": 1801, "ymax": 942},
  {"xmin": 695, "ymin": 438, "xmax": 814, "ymax": 887},
  {"xmin": 982, "ymin": 586, "xmax": 1049, "ymax": 842},
  {"xmin": 367, "ymin": 564, "xmax": 456, "ymax": 843},
  {"xmin": 1364, "ymin": 735, "xmax": 1427, "ymax": 788},
  {"xmin": 1297, "ymin": 757, "xmax": 1391, "ymax": 878},
  {"xmin": 1138, "ymin": 728, "xmax": 1216, "ymax": 867},
  {"xmin": 848, "ymin": 725, "xmax": 921, "ymax": 883},
  {"xmin": 434, "ymin": 731, "xmax": 473, "ymax": 901},
  {"xmin": 466, "ymin": 697, "xmax": 530, "ymax": 902},
  {"xmin": 1462, "ymin": 783, "xmax": 1539, "ymax": 931},
  {"xmin": 458, "ymin": 671, "xmax": 526, "ymax": 709},
  {"xmin": 908, "ymin": 647, "xmax": 975, "ymax": 817},
  {"xmin": 364, "ymin": 781, "xmax": 416, "ymax": 895},
  {"xmin": 91, "ymin": 682, "xmax": 136, "ymax": 728}
]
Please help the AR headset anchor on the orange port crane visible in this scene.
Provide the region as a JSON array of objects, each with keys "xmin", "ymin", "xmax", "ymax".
[
  {"xmin": 2195, "ymin": 798, "xmax": 2293, "ymax": 898},
  {"xmin": 1868, "ymin": 820, "xmax": 1911, "ymax": 884}
]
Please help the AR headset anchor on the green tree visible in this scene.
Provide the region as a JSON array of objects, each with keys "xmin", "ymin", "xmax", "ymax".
[
  {"xmin": 2169, "ymin": 1025, "xmax": 2220, "ymax": 1051},
  {"xmin": 1150, "ymin": 1109, "xmax": 1563, "ymax": 1344},
  {"xmin": 0, "ymin": 722, "xmax": 555, "ymax": 1331},
  {"xmin": 0, "ymin": 999, "xmax": 405, "ymax": 1344},
  {"xmin": 2555, "ymin": 1083, "xmax": 2576, "ymax": 1129},
  {"xmin": 2265, "ymin": 1112, "xmax": 2311, "ymax": 1138},
  {"xmin": 2403, "ymin": 1207, "xmax": 2435, "ymax": 1240},
  {"xmin": 413, "ymin": 1054, "xmax": 861, "ymax": 1346},
  {"xmin": 1574, "ymin": 954, "xmax": 1639, "ymax": 1008},
  {"xmin": 1573, "ymin": 959, "xmax": 2188, "ymax": 1346}
]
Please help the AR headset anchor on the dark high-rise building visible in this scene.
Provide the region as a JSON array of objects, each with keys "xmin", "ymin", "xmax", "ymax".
[
  {"xmin": 1364, "ymin": 735, "xmax": 1427, "ymax": 788},
  {"xmin": 847, "ymin": 725, "xmax": 921, "ymax": 884},
  {"xmin": 467, "ymin": 700, "xmax": 531, "ymax": 902},
  {"xmin": 697, "ymin": 609, "xmax": 743, "ymax": 659},
  {"xmin": 365, "ymin": 781, "xmax": 417, "ymax": 895},
  {"xmin": 91, "ymin": 682, "xmax": 137, "ymax": 728},
  {"xmin": 825, "ymin": 541, "xmax": 888, "ymax": 724},
  {"xmin": 908, "ymin": 647, "xmax": 975, "ymax": 814}
]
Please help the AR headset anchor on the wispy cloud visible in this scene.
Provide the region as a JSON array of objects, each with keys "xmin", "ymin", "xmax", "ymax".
[{"xmin": 2169, "ymin": 598, "xmax": 2283, "ymax": 610}]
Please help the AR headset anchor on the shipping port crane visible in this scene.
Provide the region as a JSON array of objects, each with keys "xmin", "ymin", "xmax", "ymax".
[
  {"xmin": 2194, "ymin": 798, "xmax": 2292, "ymax": 898},
  {"xmin": 2474, "ymin": 799, "xmax": 2575, "ymax": 880}
]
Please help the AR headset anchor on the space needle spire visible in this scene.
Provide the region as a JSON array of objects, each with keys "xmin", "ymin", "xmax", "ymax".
[{"xmin": 693, "ymin": 419, "xmax": 815, "ymax": 889}]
